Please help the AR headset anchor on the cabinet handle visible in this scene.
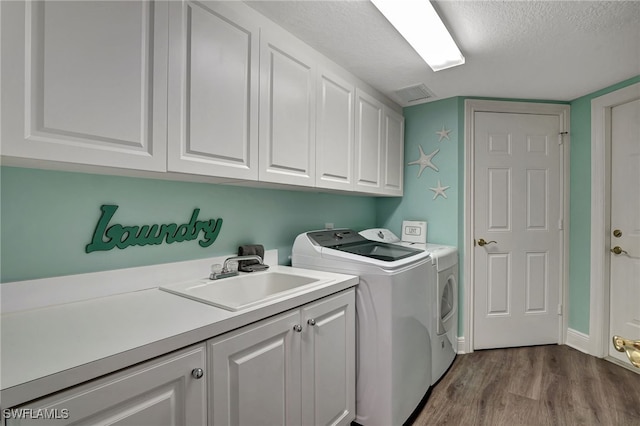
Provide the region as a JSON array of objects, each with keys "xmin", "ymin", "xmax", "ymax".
[
  {"xmin": 191, "ymin": 368, "xmax": 204, "ymax": 379},
  {"xmin": 293, "ymin": 324, "xmax": 303, "ymax": 332},
  {"xmin": 307, "ymin": 318, "xmax": 316, "ymax": 326}
]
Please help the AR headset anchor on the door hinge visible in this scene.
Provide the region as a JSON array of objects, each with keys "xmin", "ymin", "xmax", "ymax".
[
  {"xmin": 557, "ymin": 304, "xmax": 563, "ymax": 315},
  {"xmin": 558, "ymin": 219, "xmax": 563, "ymax": 230}
]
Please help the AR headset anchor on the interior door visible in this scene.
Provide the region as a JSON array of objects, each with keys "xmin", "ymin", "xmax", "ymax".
[
  {"xmin": 473, "ymin": 111, "xmax": 563, "ymax": 349},
  {"xmin": 608, "ymin": 98, "xmax": 640, "ymax": 369}
]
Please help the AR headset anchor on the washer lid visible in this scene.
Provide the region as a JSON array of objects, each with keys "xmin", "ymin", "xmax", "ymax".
[
  {"xmin": 307, "ymin": 229, "xmax": 422, "ymax": 262},
  {"xmin": 333, "ymin": 240, "xmax": 422, "ymax": 262}
]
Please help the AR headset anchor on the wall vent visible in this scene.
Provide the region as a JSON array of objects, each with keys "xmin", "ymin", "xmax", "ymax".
[{"xmin": 394, "ymin": 83, "xmax": 435, "ymax": 104}]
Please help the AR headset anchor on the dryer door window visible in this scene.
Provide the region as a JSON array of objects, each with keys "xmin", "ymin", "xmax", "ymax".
[
  {"xmin": 441, "ymin": 277, "xmax": 455, "ymax": 321},
  {"xmin": 440, "ymin": 275, "xmax": 457, "ymax": 322}
]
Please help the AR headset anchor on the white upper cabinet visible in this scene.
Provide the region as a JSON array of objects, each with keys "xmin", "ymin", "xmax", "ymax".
[
  {"xmin": 316, "ymin": 69, "xmax": 356, "ymax": 191},
  {"xmin": 259, "ymin": 26, "xmax": 317, "ymax": 186},
  {"xmin": 167, "ymin": 1, "xmax": 259, "ymax": 180},
  {"xmin": 1, "ymin": 0, "xmax": 168, "ymax": 171},
  {"xmin": 382, "ymin": 107, "xmax": 405, "ymax": 196},
  {"xmin": 1, "ymin": 0, "xmax": 403, "ymax": 195},
  {"xmin": 354, "ymin": 89, "xmax": 384, "ymax": 193}
]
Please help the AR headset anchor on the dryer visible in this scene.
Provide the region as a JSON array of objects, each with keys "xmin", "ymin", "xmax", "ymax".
[
  {"xmin": 425, "ymin": 244, "xmax": 458, "ymax": 384},
  {"xmin": 359, "ymin": 229, "xmax": 458, "ymax": 384},
  {"xmin": 292, "ymin": 229, "xmax": 433, "ymax": 426}
]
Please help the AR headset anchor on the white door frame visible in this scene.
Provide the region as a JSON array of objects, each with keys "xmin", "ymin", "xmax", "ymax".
[
  {"xmin": 463, "ymin": 100, "xmax": 571, "ymax": 354},
  {"xmin": 589, "ymin": 82, "xmax": 640, "ymax": 358}
]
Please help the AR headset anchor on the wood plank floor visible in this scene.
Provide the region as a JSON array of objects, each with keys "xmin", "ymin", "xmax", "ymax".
[{"xmin": 411, "ymin": 345, "xmax": 640, "ymax": 426}]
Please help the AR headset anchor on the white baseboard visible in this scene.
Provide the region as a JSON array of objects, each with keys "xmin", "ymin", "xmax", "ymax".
[
  {"xmin": 565, "ymin": 328, "xmax": 591, "ymax": 354},
  {"xmin": 455, "ymin": 331, "xmax": 590, "ymax": 356},
  {"xmin": 456, "ymin": 336, "xmax": 467, "ymax": 354}
]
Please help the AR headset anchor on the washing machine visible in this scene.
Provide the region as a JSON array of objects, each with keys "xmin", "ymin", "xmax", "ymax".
[
  {"xmin": 292, "ymin": 229, "xmax": 433, "ymax": 426},
  {"xmin": 360, "ymin": 229, "xmax": 458, "ymax": 384}
]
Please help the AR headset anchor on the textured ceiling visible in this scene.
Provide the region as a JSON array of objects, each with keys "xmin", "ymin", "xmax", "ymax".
[{"xmin": 245, "ymin": 0, "xmax": 640, "ymax": 106}]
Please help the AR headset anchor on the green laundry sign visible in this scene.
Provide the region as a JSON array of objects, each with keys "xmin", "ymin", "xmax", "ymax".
[{"xmin": 86, "ymin": 205, "xmax": 223, "ymax": 253}]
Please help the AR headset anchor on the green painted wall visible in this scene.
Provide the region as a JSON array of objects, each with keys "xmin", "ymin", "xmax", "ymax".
[
  {"xmin": 377, "ymin": 97, "xmax": 463, "ymax": 335},
  {"xmin": 377, "ymin": 77, "xmax": 640, "ymax": 339},
  {"xmin": 4, "ymin": 75, "xmax": 639, "ymax": 339},
  {"xmin": 567, "ymin": 75, "xmax": 640, "ymax": 334},
  {"xmin": 0, "ymin": 167, "xmax": 376, "ymax": 282},
  {"xmin": 377, "ymin": 97, "xmax": 461, "ymax": 245}
]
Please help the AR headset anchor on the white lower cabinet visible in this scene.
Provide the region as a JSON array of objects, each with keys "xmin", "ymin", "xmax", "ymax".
[
  {"xmin": 7, "ymin": 344, "xmax": 207, "ymax": 426},
  {"xmin": 208, "ymin": 289, "xmax": 355, "ymax": 426},
  {"xmin": 300, "ymin": 290, "xmax": 356, "ymax": 426}
]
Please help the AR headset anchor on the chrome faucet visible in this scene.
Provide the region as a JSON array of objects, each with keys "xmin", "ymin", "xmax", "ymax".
[{"xmin": 210, "ymin": 255, "xmax": 265, "ymax": 280}]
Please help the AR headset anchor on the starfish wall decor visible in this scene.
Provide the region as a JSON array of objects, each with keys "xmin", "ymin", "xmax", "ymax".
[
  {"xmin": 408, "ymin": 146, "xmax": 440, "ymax": 178},
  {"xmin": 429, "ymin": 179, "xmax": 450, "ymax": 200},
  {"xmin": 436, "ymin": 125, "xmax": 451, "ymax": 142}
]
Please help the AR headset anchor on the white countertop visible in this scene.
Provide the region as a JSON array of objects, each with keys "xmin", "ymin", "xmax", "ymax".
[{"xmin": 0, "ymin": 265, "xmax": 358, "ymax": 408}]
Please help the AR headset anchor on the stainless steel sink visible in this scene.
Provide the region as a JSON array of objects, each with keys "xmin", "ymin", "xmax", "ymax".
[{"xmin": 160, "ymin": 271, "xmax": 334, "ymax": 311}]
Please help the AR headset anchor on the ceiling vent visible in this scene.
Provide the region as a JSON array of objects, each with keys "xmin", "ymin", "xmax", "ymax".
[{"xmin": 394, "ymin": 83, "xmax": 435, "ymax": 104}]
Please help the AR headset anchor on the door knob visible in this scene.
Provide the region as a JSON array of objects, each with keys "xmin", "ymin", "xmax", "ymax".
[
  {"xmin": 611, "ymin": 246, "xmax": 628, "ymax": 255},
  {"xmin": 476, "ymin": 238, "xmax": 497, "ymax": 247},
  {"xmin": 612, "ymin": 335, "xmax": 640, "ymax": 368}
]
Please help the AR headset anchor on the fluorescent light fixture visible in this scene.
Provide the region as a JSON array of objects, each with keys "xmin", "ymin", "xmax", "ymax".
[{"xmin": 371, "ymin": 0, "xmax": 465, "ymax": 72}]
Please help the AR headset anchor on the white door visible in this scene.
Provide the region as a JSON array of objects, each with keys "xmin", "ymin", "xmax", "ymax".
[
  {"xmin": 473, "ymin": 111, "xmax": 563, "ymax": 349},
  {"xmin": 608, "ymin": 98, "xmax": 640, "ymax": 368}
]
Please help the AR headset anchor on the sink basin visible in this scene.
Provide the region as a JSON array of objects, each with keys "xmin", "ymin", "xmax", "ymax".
[{"xmin": 160, "ymin": 271, "xmax": 334, "ymax": 311}]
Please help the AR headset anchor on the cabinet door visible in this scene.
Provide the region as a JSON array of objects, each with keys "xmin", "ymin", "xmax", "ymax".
[
  {"xmin": 167, "ymin": 1, "xmax": 259, "ymax": 180},
  {"xmin": 382, "ymin": 108, "xmax": 405, "ymax": 196},
  {"xmin": 259, "ymin": 27, "xmax": 316, "ymax": 186},
  {"xmin": 301, "ymin": 290, "xmax": 356, "ymax": 426},
  {"xmin": 208, "ymin": 310, "xmax": 302, "ymax": 426},
  {"xmin": 354, "ymin": 89, "xmax": 384, "ymax": 193},
  {"xmin": 8, "ymin": 345, "xmax": 206, "ymax": 426},
  {"xmin": 316, "ymin": 70, "xmax": 355, "ymax": 191},
  {"xmin": 0, "ymin": 0, "xmax": 168, "ymax": 172}
]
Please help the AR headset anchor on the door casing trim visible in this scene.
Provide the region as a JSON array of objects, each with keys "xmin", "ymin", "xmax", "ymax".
[
  {"xmin": 590, "ymin": 82, "xmax": 640, "ymax": 358},
  {"xmin": 463, "ymin": 99, "xmax": 570, "ymax": 353}
]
